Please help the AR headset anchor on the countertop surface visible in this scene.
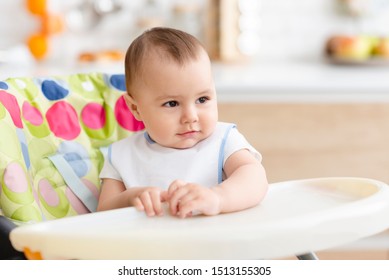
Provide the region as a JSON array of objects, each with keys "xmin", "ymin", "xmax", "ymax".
[
  {"xmin": 212, "ymin": 59, "xmax": 389, "ymax": 102},
  {"xmin": 2, "ymin": 57, "xmax": 389, "ymax": 102}
]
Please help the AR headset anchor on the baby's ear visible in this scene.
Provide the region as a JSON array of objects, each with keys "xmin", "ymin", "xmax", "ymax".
[{"xmin": 124, "ymin": 94, "xmax": 142, "ymax": 121}]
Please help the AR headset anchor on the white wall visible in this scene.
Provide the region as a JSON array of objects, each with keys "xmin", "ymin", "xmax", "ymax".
[{"xmin": 255, "ymin": 0, "xmax": 389, "ymax": 60}]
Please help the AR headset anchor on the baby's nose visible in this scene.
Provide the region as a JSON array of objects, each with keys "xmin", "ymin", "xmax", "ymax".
[{"xmin": 181, "ymin": 106, "xmax": 198, "ymax": 123}]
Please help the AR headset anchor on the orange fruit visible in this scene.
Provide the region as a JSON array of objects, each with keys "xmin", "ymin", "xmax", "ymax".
[
  {"xmin": 27, "ymin": 33, "xmax": 48, "ymax": 60},
  {"xmin": 26, "ymin": 0, "xmax": 47, "ymax": 16}
]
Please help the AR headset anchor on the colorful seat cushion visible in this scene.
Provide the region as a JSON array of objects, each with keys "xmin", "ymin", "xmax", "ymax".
[{"xmin": 0, "ymin": 73, "xmax": 144, "ymax": 223}]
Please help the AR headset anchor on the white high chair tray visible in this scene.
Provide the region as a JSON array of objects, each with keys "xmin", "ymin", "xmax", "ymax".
[{"xmin": 10, "ymin": 177, "xmax": 389, "ymax": 259}]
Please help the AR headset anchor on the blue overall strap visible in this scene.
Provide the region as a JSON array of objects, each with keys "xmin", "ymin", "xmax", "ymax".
[
  {"xmin": 48, "ymin": 154, "xmax": 97, "ymax": 212},
  {"xmin": 217, "ymin": 124, "xmax": 236, "ymax": 184},
  {"xmin": 99, "ymin": 145, "xmax": 112, "ymax": 165}
]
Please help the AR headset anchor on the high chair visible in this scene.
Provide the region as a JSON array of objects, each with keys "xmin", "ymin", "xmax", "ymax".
[
  {"xmin": 1, "ymin": 73, "xmax": 389, "ymax": 260},
  {"xmin": 7, "ymin": 177, "xmax": 389, "ymax": 260},
  {"xmin": 0, "ymin": 72, "xmax": 143, "ymax": 259}
]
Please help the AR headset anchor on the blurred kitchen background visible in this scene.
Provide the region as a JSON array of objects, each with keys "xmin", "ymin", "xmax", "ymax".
[
  {"xmin": 2, "ymin": 0, "xmax": 389, "ymax": 259},
  {"xmin": 1, "ymin": 0, "xmax": 389, "ymax": 72}
]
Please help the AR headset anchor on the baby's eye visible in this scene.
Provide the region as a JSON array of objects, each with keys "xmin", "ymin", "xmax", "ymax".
[
  {"xmin": 163, "ymin": 101, "xmax": 179, "ymax": 107},
  {"xmin": 196, "ymin": 96, "xmax": 209, "ymax": 104}
]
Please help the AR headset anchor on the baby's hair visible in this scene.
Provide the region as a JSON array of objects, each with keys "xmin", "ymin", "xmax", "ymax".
[{"xmin": 124, "ymin": 27, "xmax": 205, "ymax": 93}]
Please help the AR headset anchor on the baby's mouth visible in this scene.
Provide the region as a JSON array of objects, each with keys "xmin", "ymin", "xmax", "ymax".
[{"xmin": 177, "ymin": 130, "xmax": 199, "ymax": 137}]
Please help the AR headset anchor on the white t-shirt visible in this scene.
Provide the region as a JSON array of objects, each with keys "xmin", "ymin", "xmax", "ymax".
[{"xmin": 99, "ymin": 122, "xmax": 261, "ymax": 189}]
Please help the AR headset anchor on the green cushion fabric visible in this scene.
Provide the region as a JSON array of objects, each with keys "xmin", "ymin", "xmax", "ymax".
[{"xmin": 0, "ymin": 73, "xmax": 144, "ymax": 222}]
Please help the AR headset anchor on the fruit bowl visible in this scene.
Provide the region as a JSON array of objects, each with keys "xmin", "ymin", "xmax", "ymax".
[
  {"xmin": 326, "ymin": 56, "xmax": 389, "ymax": 66},
  {"xmin": 325, "ymin": 35, "xmax": 389, "ymax": 66}
]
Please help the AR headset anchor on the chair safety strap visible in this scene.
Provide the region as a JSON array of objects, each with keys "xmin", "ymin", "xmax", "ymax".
[{"xmin": 48, "ymin": 154, "xmax": 97, "ymax": 212}]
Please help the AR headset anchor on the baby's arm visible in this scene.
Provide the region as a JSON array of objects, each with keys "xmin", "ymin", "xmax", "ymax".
[
  {"xmin": 167, "ymin": 149, "xmax": 268, "ymax": 218},
  {"xmin": 97, "ymin": 178, "xmax": 166, "ymax": 216},
  {"xmin": 214, "ymin": 149, "xmax": 268, "ymax": 213}
]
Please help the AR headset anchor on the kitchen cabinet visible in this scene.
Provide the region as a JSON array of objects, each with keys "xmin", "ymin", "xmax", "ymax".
[{"xmin": 219, "ymin": 102, "xmax": 389, "ymax": 184}]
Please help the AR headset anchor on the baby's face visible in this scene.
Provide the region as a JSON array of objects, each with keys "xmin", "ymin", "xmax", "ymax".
[{"xmin": 129, "ymin": 50, "xmax": 218, "ymax": 149}]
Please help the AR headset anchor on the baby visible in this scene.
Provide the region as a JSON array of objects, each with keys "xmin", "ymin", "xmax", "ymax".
[{"xmin": 97, "ymin": 27, "xmax": 268, "ymax": 218}]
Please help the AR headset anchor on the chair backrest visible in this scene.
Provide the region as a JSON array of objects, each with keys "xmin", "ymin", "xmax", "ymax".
[{"xmin": 0, "ymin": 72, "xmax": 144, "ymax": 223}]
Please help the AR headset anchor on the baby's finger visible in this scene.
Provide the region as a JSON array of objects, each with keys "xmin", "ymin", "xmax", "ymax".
[
  {"xmin": 139, "ymin": 192, "xmax": 155, "ymax": 216},
  {"xmin": 169, "ymin": 187, "xmax": 190, "ymax": 215},
  {"xmin": 177, "ymin": 199, "xmax": 200, "ymax": 218},
  {"xmin": 167, "ymin": 179, "xmax": 186, "ymax": 197},
  {"xmin": 133, "ymin": 197, "xmax": 144, "ymax": 212},
  {"xmin": 160, "ymin": 191, "xmax": 168, "ymax": 202},
  {"xmin": 150, "ymin": 190, "xmax": 163, "ymax": 216},
  {"xmin": 176, "ymin": 191, "xmax": 197, "ymax": 207}
]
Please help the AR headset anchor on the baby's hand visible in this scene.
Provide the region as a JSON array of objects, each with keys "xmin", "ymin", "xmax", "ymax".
[
  {"xmin": 167, "ymin": 180, "xmax": 221, "ymax": 218},
  {"xmin": 132, "ymin": 187, "xmax": 167, "ymax": 217}
]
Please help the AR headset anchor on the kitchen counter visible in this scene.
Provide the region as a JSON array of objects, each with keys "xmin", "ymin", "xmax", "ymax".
[
  {"xmin": 213, "ymin": 59, "xmax": 389, "ymax": 103},
  {"xmin": 2, "ymin": 58, "xmax": 389, "ymax": 102}
]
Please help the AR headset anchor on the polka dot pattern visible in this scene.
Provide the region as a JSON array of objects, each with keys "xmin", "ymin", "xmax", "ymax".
[
  {"xmin": 41, "ymin": 79, "xmax": 69, "ymax": 100},
  {"xmin": 109, "ymin": 74, "xmax": 126, "ymax": 91},
  {"xmin": 25, "ymin": 120, "xmax": 51, "ymax": 139},
  {"xmin": 0, "ymin": 73, "xmax": 145, "ymax": 222},
  {"xmin": 2, "ymin": 162, "xmax": 34, "ymax": 205},
  {"xmin": 0, "ymin": 90, "xmax": 23, "ymax": 128},
  {"xmin": 38, "ymin": 178, "xmax": 69, "ymax": 218},
  {"xmin": 115, "ymin": 95, "xmax": 145, "ymax": 131},
  {"xmin": 22, "ymin": 101, "xmax": 44, "ymax": 126},
  {"xmin": 17, "ymin": 128, "xmax": 31, "ymax": 169},
  {"xmin": 81, "ymin": 103, "xmax": 106, "ymax": 129},
  {"xmin": 15, "ymin": 79, "xmax": 27, "ymax": 89},
  {"xmin": 0, "ymin": 81, "xmax": 8, "ymax": 90},
  {"xmin": 82, "ymin": 103, "xmax": 116, "ymax": 140},
  {"xmin": 22, "ymin": 99, "xmax": 50, "ymax": 139},
  {"xmin": 3, "ymin": 162, "xmax": 29, "ymax": 193},
  {"xmin": 38, "ymin": 178, "xmax": 60, "ymax": 207},
  {"xmin": 46, "ymin": 101, "xmax": 81, "ymax": 140},
  {"xmin": 81, "ymin": 81, "xmax": 94, "ymax": 92}
]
